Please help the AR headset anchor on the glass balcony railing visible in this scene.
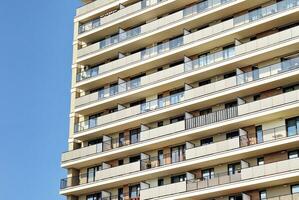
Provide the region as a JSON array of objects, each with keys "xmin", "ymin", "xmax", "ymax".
[
  {"xmin": 99, "ymin": 26, "xmax": 141, "ymax": 49},
  {"xmin": 78, "ymin": 0, "xmax": 165, "ymax": 34},
  {"xmin": 140, "ymin": 91, "xmax": 184, "ymax": 112},
  {"xmin": 141, "ymin": 36, "xmax": 184, "ymax": 59},
  {"xmin": 76, "ymin": 0, "xmax": 299, "ymax": 82},
  {"xmin": 61, "ymin": 124, "xmax": 299, "ymax": 191},
  {"xmin": 234, "ymin": 0, "xmax": 299, "ymax": 25},
  {"xmin": 74, "ymin": 55, "xmax": 299, "ymax": 133},
  {"xmin": 184, "ymin": 47, "xmax": 235, "ymax": 71}
]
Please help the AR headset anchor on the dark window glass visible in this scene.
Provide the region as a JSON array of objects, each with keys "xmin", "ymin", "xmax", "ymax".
[
  {"xmin": 283, "ymin": 84, "xmax": 299, "ymax": 93},
  {"xmin": 224, "ymin": 71, "xmax": 236, "ymax": 79},
  {"xmin": 226, "ymin": 131, "xmax": 239, "ymax": 139},
  {"xmin": 256, "ymin": 126, "xmax": 263, "ymax": 143},
  {"xmin": 202, "ymin": 168, "xmax": 215, "ymax": 179},
  {"xmin": 118, "ymin": 188, "xmax": 124, "ymax": 200},
  {"xmin": 109, "ymin": 107, "xmax": 118, "ymax": 113},
  {"xmin": 130, "ymin": 128, "xmax": 140, "ymax": 144},
  {"xmin": 229, "ymin": 195, "xmax": 242, "ymax": 200},
  {"xmin": 254, "ymin": 94, "xmax": 261, "ymax": 101},
  {"xmin": 88, "ymin": 112, "xmax": 102, "ymax": 128},
  {"xmin": 86, "ymin": 193, "xmax": 101, "ymax": 200},
  {"xmin": 225, "ymin": 101, "xmax": 238, "ymax": 108},
  {"xmin": 288, "ymin": 150, "xmax": 299, "ymax": 159},
  {"xmin": 129, "ymin": 184, "xmax": 140, "ymax": 198},
  {"xmin": 201, "ymin": 137, "xmax": 213, "ymax": 145},
  {"xmin": 87, "ymin": 166, "xmax": 101, "ymax": 183},
  {"xmin": 158, "ymin": 150, "xmax": 164, "ymax": 166},
  {"xmin": 292, "ymin": 184, "xmax": 299, "ymax": 194},
  {"xmin": 119, "ymin": 132, "xmax": 125, "ymax": 147},
  {"xmin": 170, "ymin": 115, "xmax": 185, "ymax": 124},
  {"xmin": 228, "ymin": 162, "xmax": 241, "ymax": 175},
  {"xmin": 88, "ymin": 138, "xmax": 102, "ymax": 146},
  {"xmin": 118, "ymin": 159, "xmax": 124, "ymax": 166},
  {"xmin": 130, "ymin": 99, "xmax": 146, "ymax": 107},
  {"xmin": 110, "ymin": 82, "xmax": 118, "ymax": 95},
  {"xmin": 171, "ymin": 174, "xmax": 186, "ymax": 183},
  {"xmin": 158, "ymin": 178, "xmax": 164, "ymax": 186},
  {"xmin": 157, "ymin": 121, "xmax": 164, "ymax": 127},
  {"xmin": 257, "ymin": 157, "xmax": 264, "ymax": 166},
  {"xmin": 200, "ymin": 108, "xmax": 212, "ymax": 115},
  {"xmin": 129, "ymin": 155, "xmax": 140, "ymax": 163},
  {"xmin": 171, "ymin": 145, "xmax": 185, "ymax": 163},
  {"xmin": 259, "ymin": 190, "xmax": 267, "ymax": 199},
  {"xmin": 198, "ymin": 79, "xmax": 211, "ymax": 87},
  {"xmin": 286, "ymin": 117, "xmax": 299, "ymax": 136}
]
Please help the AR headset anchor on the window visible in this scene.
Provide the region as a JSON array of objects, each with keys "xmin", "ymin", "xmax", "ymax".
[
  {"xmin": 158, "ymin": 178, "xmax": 164, "ymax": 186},
  {"xmin": 283, "ymin": 84, "xmax": 299, "ymax": 93},
  {"xmin": 130, "ymin": 99, "xmax": 146, "ymax": 107},
  {"xmin": 109, "ymin": 82, "xmax": 118, "ymax": 95},
  {"xmin": 224, "ymin": 71, "xmax": 236, "ymax": 79},
  {"xmin": 257, "ymin": 157, "xmax": 264, "ymax": 166},
  {"xmin": 171, "ymin": 145, "xmax": 185, "ymax": 163},
  {"xmin": 226, "ymin": 131, "xmax": 239, "ymax": 139},
  {"xmin": 223, "ymin": 44, "xmax": 235, "ymax": 59},
  {"xmin": 130, "ymin": 128, "xmax": 140, "ymax": 144},
  {"xmin": 199, "ymin": 108, "xmax": 212, "ymax": 115},
  {"xmin": 248, "ymin": 7, "xmax": 262, "ymax": 21},
  {"xmin": 119, "ymin": 132, "xmax": 125, "ymax": 147},
  {"xmin": 87, "ymin": 193, "xmax": 101, "ymax": 200},
  {"xmin": 118, "ymin": 159, "xmax": 124, "ymax": 166},
  {"xmin": 108, "ymin": 107, "xmax": 118, "ymax": 113},
  {"xmin": 286, "ymin": 117, "xmax": 299, "ymax": 136},
  {"xmin": 254, "ymin": 94, "xmax": 261, "ymax": 101},
  {"xmin": 198, "ymin": 79, "xmax": 211, "ymax": 87},
  {"xmin": 228, "ymin": 162, "xmax": 241, "ymax": 175},
  {"xmin": 129, "ymin": 73, "xmax": 144, "ymax": 88},
  {"xmin": 202, "ymin": 168, "xmax": 215, "ymax": 179},
  {"xmin": 157, "ymin": 121, "xmax": 164, "ymax": 127},
  {"xmin": 259, "ymin": 190, "xmax": 267, "ymax": 200},
  {"xmin": 118, "ymin": 188, "xmax": 124, "ymax": 200},
  {"xmin": 252, "ymin": 66, "xmax": 260, "ymax": 80},
  {"xmin": 129, "ymin": 184, "xmax": 140, "ymax": 198},
  {"xmin": 170, "ymin": 88, "xmax": 184, "ymax": 104},
  {"xmin": 256, "ymin": 126, "xmax": 263, "ymax": 144},
  {"xmin": 129, "ymin": 155, "xmax": 140, "ymax": 163},
  {"xmin": 171, "ymin": 174, "xmax": 186, "ymax": 183},
  {"xmin": 158, "ymin": 150, "xmax": 164, "ymax": 166},
  {"xmin": 292, "ymin": 184, "xmax": 299, "ymax": 194},
  {"xmin": 88, "ymin": 138, "xmax": 102, "ymax": 146},
  {"xmin": 229, "ymin": 195, "xmax": 242, "ymax": 200},
  {"xmin": 170, "ymin": 115, "xmax": 185, "ymax": 124},
  {"xmin": 225, "ymin": 101, "xmax": 238, "ymax": 108},
  {"xmin": 288, "ymin": 150, "xmax": 299, "ymax": 159},
  {"xmin": 201, "ymin": 137, "xmax": 213, "ymax": 146},
  {"xmin": 88, "ymin": 112, "xmax": 102, "ymax": 128},
  {"xmin": 87, "ymin": 165, "xmax": 101, "ymax": 183}
]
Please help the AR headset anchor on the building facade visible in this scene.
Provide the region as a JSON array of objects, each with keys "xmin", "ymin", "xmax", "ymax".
[{"xmin": 60, "ymin": 0, "xmax": 299, "ymax": 199}]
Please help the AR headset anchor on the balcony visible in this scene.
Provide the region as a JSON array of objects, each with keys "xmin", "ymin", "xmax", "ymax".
[
  {"xmin": 75, "ymin": 26, "xmax": 299, "ymax": 114},
  {"xmin": 140, "ymin": 158, "xmax": 299, "ymax": 200},
  {"xmin": 76, "ymin": 0, "xmax": 299, "ymax": 74},
  {"xmin": 76, "ymin": 0, "xmax": 118, "ymax": 17},
  {"xmin": 78, "ymin": 0, "xmax": 166, "ymax": 34},
  {"xmin": 95, "ymin": 161, "xmax": 141, "ymax": 180},
  {"xmin": 75, "ymin": 50, "xmax": 299, "ymax": 112},
  {"xmin": 74, "ymin": 55, "xmax": 299, "ymax": 136},
  {"xmin": 77, "ymin": 0, "xmax": 237, "ymax": 59},
  {"xmin": 185, "ymin": 137, "xmax": 241, "ymax": 160},
  {"xmin": 60, "ymin": 126, "xmax": 299, "ymax": 194}
]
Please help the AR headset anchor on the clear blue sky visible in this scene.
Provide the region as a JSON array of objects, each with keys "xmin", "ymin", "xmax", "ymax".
[{"xmin": 0, "ymin": 1, "xmax": 80, "ymax": 199}]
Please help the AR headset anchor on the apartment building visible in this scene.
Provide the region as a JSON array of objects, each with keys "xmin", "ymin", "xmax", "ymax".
[{"xmin": 60, "ymin": 0, "xmax": 299, "ymax": 199}]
